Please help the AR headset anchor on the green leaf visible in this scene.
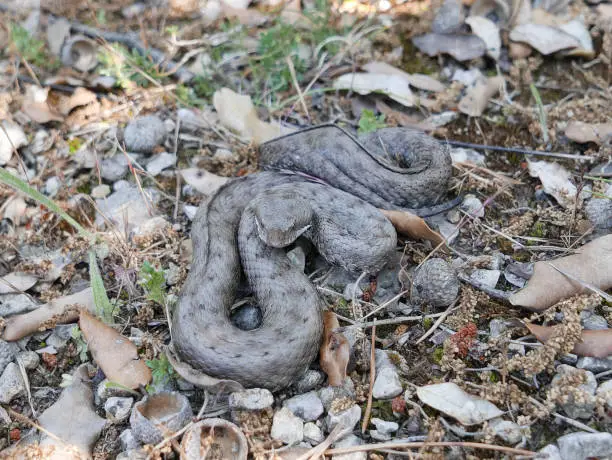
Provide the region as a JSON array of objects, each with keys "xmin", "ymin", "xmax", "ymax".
[
  {"xmin": 357, "ymin": 109, "xmax": 387, "ymax": 135},
  {"xmin": 138, "ymin": 261, "xmax": 167, "ymax": 305},
  {"xmin": 89, "ymin": 250, "xmax": 114, "ymax": 324},
  {"xmin": 145, "ymin": 353, "xmax": 175, "ymax": 391}
]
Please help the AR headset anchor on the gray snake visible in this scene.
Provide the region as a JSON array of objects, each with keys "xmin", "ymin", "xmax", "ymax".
[{"xmin": 171, "ymin": 126, "xmax": 453, "ymax": 390}]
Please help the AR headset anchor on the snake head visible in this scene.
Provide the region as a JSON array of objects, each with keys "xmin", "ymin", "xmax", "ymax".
[{"xmin": 253, "ymin": 195, "xmax": 313, "ymax": 248}]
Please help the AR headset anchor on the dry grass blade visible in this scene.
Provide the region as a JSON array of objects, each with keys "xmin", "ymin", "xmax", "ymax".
[
  {"xmin": 324, "ymin": 440, "xmax": 536, "ymax": 456},
  {"xmin": 361, "ymin": 325, "xmax": 376, "ymax": 434}
]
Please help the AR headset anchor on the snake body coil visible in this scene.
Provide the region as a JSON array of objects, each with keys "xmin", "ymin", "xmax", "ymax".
[{"xmin": 171, "ymin": 126, "xmax": 452, "ymax": 390}]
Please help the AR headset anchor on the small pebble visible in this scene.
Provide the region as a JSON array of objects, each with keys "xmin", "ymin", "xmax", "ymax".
[
  {"xmin": 296, "ymin": 369, "xmax": 325, "ymax": 393},
  {"xmin": 271, "ymin": 407, "xmax": 304, "ymax": 445},
  {"xmin": 557, "ymin": 432, "xmax": 612, "ymax": 460},
  {"xmin": 91, "ymin": 184, "xmax": 111, "ymax": 199},
  {"xmin": 44, "ymin": 176, "xmax": 61, "ymax": 198},
  {"xmin": 577, "ymin": 356, "xmax": 612, "ymax": 373},
  {"xmin": 16, "ymin": 351, "xmax": 40, "ymax": 370},
  {"xmin": 538, "ymin": 444, "xmax": 562, "ymax": 460},
  {"xmin": 284, "ymin": 391, "xmax": 324, "ymax": 422},
  {"xmin": 303, "ymin": 422, "xmax": 324, "ymax": 444},
  {"xmin": 0, "ymin": 340, "xmax": 18, "ymax": 375},
  {"xmin": 326, "ymin": 404, "xmax": 361, "ymax": 437},
  {"xmin": 146, "ymin": 152, "xmax": 176, "ymax": 176},
  {"xmin": 489, "ymin": 418, "xmax": 522, "ymax": 444},
  {"xmin": 0, "ymin": 362, "xmax": 25, "ymax": 404},
  {"xmin": 372, "ymin": 350, "xmax": 403, "ymax": 400},
  {"xmin": 123, "ymin": 115, "xmax": 166, "ymax": 154},
  {"xmin": 461, "ymin": 194, "xmax": 485, "ymax": 218},
  {"xmin": 228, "ymin": 388, "xmax": 274, "ymax": 410},
  {"xmin": 120, "ymin": 429, "xmax": 141, "ymax": 451},
  {"xmin": 100, "ymin": 155, "xmax": 129, "ymax": 182},
  {"xmin": 331, "ymin": 434, "xmax": 366, "ymax": 460},
  {"xmin": 105, "ymin": 397, "xmax": 134, "ymax": 423}
]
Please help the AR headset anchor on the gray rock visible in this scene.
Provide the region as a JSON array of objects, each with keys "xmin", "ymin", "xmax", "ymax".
[
  {"xmin": 100, "ymin": 155, "xmax": 129, "ymax": 182},
  {"xmin": 557, "ymin": 432, "xmax": 612, "ymax": 460},
  {"xmin": 164, "ymin": 263, "xmax": 181, "ymax": 286},
  {"xmin": 551, "ymin": 365, "xmax": 597, "ymax": 419},
  {"xmin": 130, "ymin": 392, "xmax": 192, "ymax": 445},
  {"xmin": 488, "ymin": 418, "xmax": 522, "ymax": 444},
  {"xmin": 284, "ymin": 391, "xmax": 324, "ymax": 422},
  {"xmin": 577, "ymin": 356, "xmax": 612, "ymax": 373},
  {"xmin": 0, "ymin": 293, "xmax": 39, "ymax": 316},
  {"xmin": 371, "ymin": 418, "xmax": 398, "ymax": 435},
  {"xmin": 0, "ymin": 340, "xmax": 18, "ymax": 374},
  {"xmin": 0, "ymin": 362, "xmax": 25, "ymax": 403},
  {"xmin": 271, "ymin": 407, "xmax": 304, "ymax": 445},
  {"xmin": 123, "ymin": 115, "xmax": 166, "ymax": 154},
  {"xmin": 450, "ymin": 147, "xmax": 485, "ymax": 166},
  {"xmin": 116, "ymin": 449, "xmax": 148, "ymax": 460},
  {"xmin": 539, "ymin": 444, "xmax": 562, "ymax": 460},
  {"xmin": 303, "ymin": 422, "xmax": 324, "ymax": 444},
  {"xmin": 213, "ymin": 148, "xmax": 237, "ymax": 161},
  {"xmin": 183, "ymin": 205, "xmax": 198, "ymax": 220},
  {"xmin": 16, "ymin": 351, "xmax": 40, "ymax": 370},
  {"xmin": 372, "ymin": 350, "xmax": 403, "ymax": 400},
  {"xmin": 0, "ymin": 406, "xmax": 10, "ymax": 424},
  {"xmin": 461, "ymin": 194, "xmax": 485, "ymax": 218},
  {"xmin": 229, "ymin": 388, "xmax": 274, "ymax": 410},
  {"xmin": 410, "ymin": 258, "xmax": 459, "ymax": 308},
  {"xmin": 581, "ymin": 314, "xmax": 608, "ymax": 330},
  {"xmin": 470, "ymin": 269, "xmax": 500, "ymax": 289},
  {"xmin": 287, "ymin": 246, "xmax": 307, "ymax": 271},
  {"xmin": 332, "ymin": 434, "xmax": 366, "ymax": 460},
  {"xmin": 146, "ymin": 153, "xmax": 176, "ymax": 176},
  {"xmin": 44, "ymin": 176, "xmax": 61, "ymax": 198},
  {"xmin": 105, "ymin": 397, "xmax": 134, "ymax": 423},
  {"xmin": 489, "ymin": 319, "xmax": 509, "ymax": 339},
  {"xmin": 296, "ymin": 369, "xmax": 325, "ymax": 393},
  {"xmin": 120, "ymin": 429, "xmax": 141, "ymax": 451},
  {"xmin": 95, "ymin": 184, "xmax": 161, "ymax": 233},
  {"xmin": 318, "ymin": 381, "xmax": 355, "ymax": 411},
  {"xmin": 597, "ymin": 380, "xmax": 612, "ymax": 408},
  {"xmin": 585, "ymin": 184, "xmax": 612, "ymax": 229},
  {"xmin": 432, "ymin": 0, "xmax": 464, "ymax": 34},
  {"xmin": 326, "ymin": 404, "xmax": 361, "ymax": 437}
]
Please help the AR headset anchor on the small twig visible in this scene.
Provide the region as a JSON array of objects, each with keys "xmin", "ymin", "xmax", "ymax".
[
  {"xmin": 285, "ymin": 56, "xmax": 310, "ymax": 121},
  {"xmin": 324, "ymin": 441, "xmax": 536, "ymax": 457},
  {"xmin": 295, "ymin": 424, "xmax": 343, "ymax": 460},
  {"xmin": 361, "ymin": 325, "xmax": 376, "ymax": 434},
  {"xmin": 528, "ymin": 397, "xmax": 599, "ymax": 433},
  {"xmin": 361, "ymin": 290, "xmax": 409, "ymax": 321},
  {"xmin": 444, "ymin": 140, "xmax": 591, "ymax": 162},
  {"xmin": 415, "ymin": 300, "xmax": 457, "ymax": 345}
]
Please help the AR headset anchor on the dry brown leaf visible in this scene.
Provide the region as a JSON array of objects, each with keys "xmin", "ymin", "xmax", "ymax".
[
  {"xmin": 458, "ymin": 76, "xmax": 504, "ymax": 117},
  {"xmin": 374, "ymin": 100, "xmax": 422, "ymax": 128},
  {"xmin": 58, "ymin": 87, "xmax": 97, "ymax": 116},
  {"xmin": 2, "ymin": 288, "xmax": 95, "ymax": 341},
  {"xmin": 509, "ymin": 235, "xmax": 612, "ymax": 311},
  {"xmin": 21, "ymin": 86, "xmax": 63, "ymax": 124},
  {"xmin": 526, "ymin": 323, "xmax": 612, "ymax": 358},
  {"xmin": 222, "ymin": 4, "xmax": 268, "ymax": 26},
  {"xmin": 79, "ymin": 310, "xmax": 151, "ymax": 389},
  {"xmin": 212, "ymin": 88, "xmax": 289, "ymax": 144},
  {"xmin": 319, "ymin": 311, "xmax": 349, "ymax": 387},
  {"xmin": 362, "ymin": 61, "xmax": 446, "ymax": 92},
  {"xmin": 565, "ymin": 121, "xmax": 612, "ymax": 145},
  {"xmin": 380, "ymin": 209, "xmax": 445, "ymax": 247}
]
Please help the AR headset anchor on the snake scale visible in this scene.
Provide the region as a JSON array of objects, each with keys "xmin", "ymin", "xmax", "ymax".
[{"xmin": 171, "ymin": 125, "xmax": 453, "ymax": 390}]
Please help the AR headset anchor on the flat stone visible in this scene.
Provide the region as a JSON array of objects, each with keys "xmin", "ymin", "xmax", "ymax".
[
  {"xmin": 577, "ymin": 357, "xmax": 612, "ymax": 373},
  {"xmin": 303, "ymin": 422, "xmax": 324, "ymax": 444},
  {"xmin": 229, "ymin": 388, "xmax": 274, "ymax": 410},
  {"xmin": 318, "ymin": 382, "xmax": 355, "ymax": 411},
  {"xmin": 332, "ymin": 434, "xmax": 366, "ymax": 460},
  {"xmin": 44, "ymin": 176, "xmax": 61, "ymax": 198},
  {"xmin": 371, "ymin": 418, "xmax": 398, "ymax": 435},
  {"xmin": 0, "ymin": 293, "xmax": 39, "ymax": 316},
  {"xmin": 100, "ymin": 155, "xmax": 129, "ymax": 182},
  {"xmin": 539, "ymin": 444, "xmax": 562, "ymax": 460},
  {"xmin": 489, "ymin": 418, "xmax": 522, "ymax": 444},
  {"xmin": 581, "ymin": 313, "xmax": 609, "ymax": 330},
  {"xmin": 432, "ymin": 0, "xmax": 463, "ymax": 34},
  {"xmin": 470, "ymin": 269, "xmax": 501, "ymax": 289},
  {"xmin": 105, "ymin": 397, "xmax": 134, "ymax": 423},
  {"xmin": 551, "ymin": 365, "xmax": 597, "ymax": 419},
  {"xmin": 146, "ymin": 152, "xmax": 176, "ymax": 176},
  {"xmin": 91, "ymin": 184, "xmax": 111, "ymax": 199},
  {"xmin": 16, "ymin": 351, "xmax": 40, "ymax": 370},
  {"xmin": 271, "ymin": 407, "xmax": 304, "ymax": 445},
  {"xmin": 461, "ymin": 194, "xmax": 485, "ymax": 218},
  {"xmin": 284, "ymin": 391, "xmax": 324, "ymax": 422},
  {"xmin": 326, "ymin": 404, "xmax": 361, "ymax": 438},
  {"xmin": 0, "ymin": 362, "xmax": 25, "ymax": 404},
  {"xmin": 557, "ymin": 432, "xmax": 612, "ymax": 460}
]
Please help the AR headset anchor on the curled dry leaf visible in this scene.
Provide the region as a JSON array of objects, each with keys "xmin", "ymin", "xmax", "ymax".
[
  {"xmin": 38, "ymin": 364, "xmax": 106, "ymax": 459},
  {"xmin": 180, "ymin": 167, "xmax": 230, "ymax": 196},
  {"xmin": 559, "ymin": 19, "xmax": 594, "ymax": 58},
  {"xmin": 565, "ymin": 121, "xmax": 612, "ymax": 145},
  {"xmin": 361, "ymin": 61, "xmax": 446, "ymax": 92},
  {"xmin": 525, "ymin": 323, "xmax": 612, "ymax": 358},
  {"xmin": 58, "ymin": 87, "xmax": 97, "ymax": 116},
  {"xmin": 21, "ymin": 85, "xmax": 63, "ymax": 124},
  {"xmin": 412, "ymin": 33, "xmax": 486, "ymax": 62},
  {"xmin": 458, "ymin": 76, "xmax": 504, "ymax": 117},
  {"xmin": 319, "ymin": 311, "xmax": 349, "ymax": 387},
  {"xmin": 527, "ymin": 160, "xmax": 581, "ymax": 208},
  {"xmin": 0, "ymin": 120, "xmax": 27, "ymax": 166},
  {"xmin": 509, "ymin": 24, "xmax": 580, "ymax": 55},
  {"xmin": 212, "ymin": 88, "xmax": 289, "ymax": 144},
  {"xmin": 2, "ymin": 288, "xmax": 95, "ymax": 341},
  {"xmin": 509, "ymin": 235, "xmax": 612, "ymax": 311},
  {"xmin": 79, "ymin": 310, "xmax": 151, "ymax": 389},
  {"xmin": 0, "ymin": 272, "xmax": 38, "ymax": 294},
  {"xmin": 417, "ymin": 382, "xmax": 503, "ymax": 425},
  {"xmin": 380, "ymin": 209, "xmax": 445, "ymax": 247},
  {"xmin": 333, "ymin": 73, "xmax": 415, "ymax": 107},
  {"xmin": 465, "ymin": 16, "xmax": 501, "ymax": 60}
]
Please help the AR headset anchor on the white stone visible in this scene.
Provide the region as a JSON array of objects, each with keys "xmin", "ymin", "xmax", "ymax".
[
  {"xmin": 326, "ymin": 404, "xmax": 361, "ymax": 438},
  {"xmin": 284, "ymin": 391, "xmax": 324, "ymax": 422},
  {"xmin": 303, "ymin": 422, "xmax": 324, "ymax": 444},
  {"xmin": 0, "ymin": 363, "xmax": 25, "ymax": 404},
  {"xmin": 332, "ymin": 434, "xmax": 366, "ymax": 460},
  {"xmin": 557, "ymin": 432, "xmax": 612, "ymax": 460},
  {"xmin": 105, "ymin": 397, "xmax": 134, "ymax": 423},
  {"xmin": 229, "ymin": 388, "xmax": 274, "ymax": 410},
  {"xmin": 271, "ymin": 407, "xmax": 304, "ymax": 445}
]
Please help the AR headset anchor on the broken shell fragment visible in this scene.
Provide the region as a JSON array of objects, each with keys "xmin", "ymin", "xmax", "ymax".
[
  {"xmin": 61, "ymin": 35, "xmax": 99, "ymax": 72},
  {"xmin": 130, "ymin": 391, "xmax": 193, "ymax": 445},
  {"xmin": 180, "ymin": 418, "xmax": 248, "ymax": 460}
]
